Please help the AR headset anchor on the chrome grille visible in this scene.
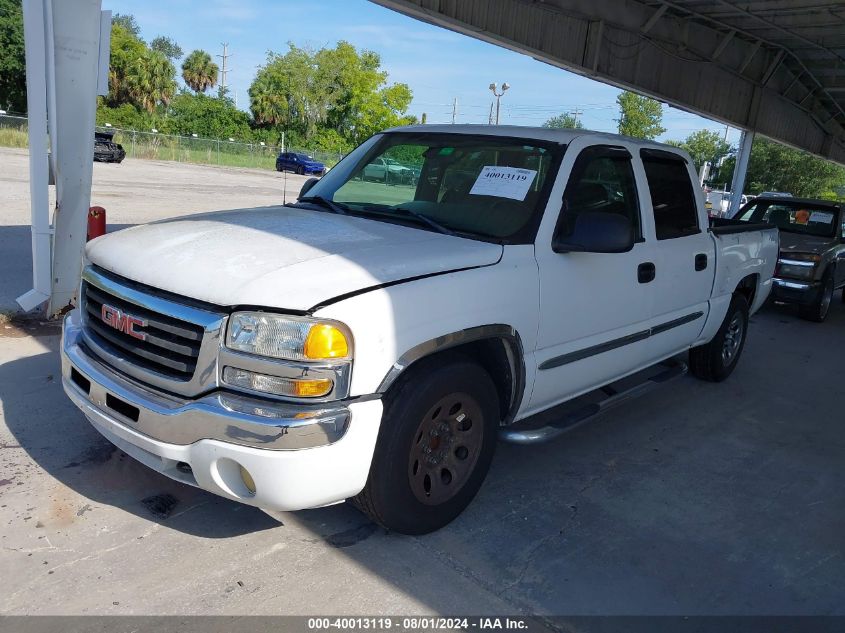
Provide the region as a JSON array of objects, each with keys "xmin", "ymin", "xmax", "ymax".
[
  {"xmin": 82, "ymin": 283, "xmax": 203, "ymax": 380},
  {"xmin": 79, "ymin": 266, "xmax": 226, "ymax": 397}
]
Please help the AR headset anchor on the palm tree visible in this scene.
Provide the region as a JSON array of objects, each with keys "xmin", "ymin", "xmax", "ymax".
[
  {"xmin": 126, "ymin": 50, "xmax": 176, "ymax": 113},
  {"xmin": 182, "ymin": 50, "xmax": 219, "ymax": 93}
]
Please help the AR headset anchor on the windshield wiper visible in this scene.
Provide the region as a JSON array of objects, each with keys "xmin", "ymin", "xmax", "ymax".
[
  {"xmin": 359, "ymin": 205, "xmax": 456, "ymax": 237},
  {"xmin": 297, "ymin": 195, "xmax": 348, "ymax": 215}
]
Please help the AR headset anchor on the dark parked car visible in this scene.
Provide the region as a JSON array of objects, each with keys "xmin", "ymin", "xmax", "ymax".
[
  {"xmin": 276, "ymin": 152, "xmax": 326, "ymax": 176},
  {"xmin": 93, "ymin": 131, "xmax": 125, "ymax": 164},
  {"xmin": 734, "ymin": 196, "xmax": 845, "ymax": 322}
]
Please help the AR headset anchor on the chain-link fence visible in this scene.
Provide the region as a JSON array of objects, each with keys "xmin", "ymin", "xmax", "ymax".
[{"xmin": 0, "ymin": 114, "xmax": 345, "ymax": 171}]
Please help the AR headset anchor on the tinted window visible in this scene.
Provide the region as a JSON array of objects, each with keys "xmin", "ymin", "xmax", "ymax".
[
  {"xmin": 641, "ymin": 156, "xmax": 699, "ymax": 240},
  {"xmin": 556, "ymin": 146, "xmax": 640, "ymax": 239}
]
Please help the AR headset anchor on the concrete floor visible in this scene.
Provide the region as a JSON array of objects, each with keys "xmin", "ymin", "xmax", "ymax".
[{"xmin": 1, "ymin": 149, "xmax": 844, "ymax": 617}]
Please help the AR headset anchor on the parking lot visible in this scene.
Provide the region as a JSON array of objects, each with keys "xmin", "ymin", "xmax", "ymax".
[{"xmin": 1, "ymin": 149, "xmax": 843, "ymax": 617}]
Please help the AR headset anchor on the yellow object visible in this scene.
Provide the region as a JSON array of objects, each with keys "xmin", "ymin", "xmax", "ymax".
[
  {"xmin": 304, "ymin": 324, "xmax": 349, "ymax": 359},
  {"xmin": 239, "ymin": 465, "xmax": 256, "ymax": 494},
  {"xmin": 291, "ymin": 378, "xmax": 333, "ymax": 397}
]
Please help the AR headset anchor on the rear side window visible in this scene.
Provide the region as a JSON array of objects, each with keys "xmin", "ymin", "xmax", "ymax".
[{"xmin": 641, "ymin": 153, "xmax": 699, "ymax": 240}]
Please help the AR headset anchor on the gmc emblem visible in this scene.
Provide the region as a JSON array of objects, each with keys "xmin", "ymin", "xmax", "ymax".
[{"xmin": 100, "ymin": 304, "xmax": 147, "ymax": 341}]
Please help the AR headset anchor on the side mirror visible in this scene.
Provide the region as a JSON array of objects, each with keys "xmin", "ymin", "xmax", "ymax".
[
  {"xmin": 553, "ymin": 212, "xmax": 635, "ymax": 254},
  {"xmin": 298, "ymin": 177, "xmax": 319, "ymax": 199}
]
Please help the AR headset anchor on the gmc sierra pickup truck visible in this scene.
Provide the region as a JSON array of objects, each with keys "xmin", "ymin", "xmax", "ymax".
[{"xmin": 61, "ymin": 125, "xmax": 778, "ymax": 534}]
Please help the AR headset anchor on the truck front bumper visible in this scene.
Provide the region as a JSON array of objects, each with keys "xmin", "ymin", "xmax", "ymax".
[
  {"xmin": 771, "ymin": 277, "xmax": 822, "ymax": 306},
  {"xmin": 61, "ymin": 310, "xmax": 383, "ymax": 511}
]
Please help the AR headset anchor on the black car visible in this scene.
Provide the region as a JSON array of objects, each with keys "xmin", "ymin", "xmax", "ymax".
[
  {"xmin": 94, "ymin": 131, "xmax": 126, "ymax": 164},
  {"xmin": 734, "ymin": 196, "xmax": 845, "ymax": 322}
]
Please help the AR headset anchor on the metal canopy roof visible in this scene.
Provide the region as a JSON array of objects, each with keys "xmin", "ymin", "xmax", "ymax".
[{"xmin": 372, "ymin": 0, "xmax": 845, "ymax": 165}]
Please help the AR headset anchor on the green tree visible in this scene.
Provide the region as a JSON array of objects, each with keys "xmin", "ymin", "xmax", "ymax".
[
  {"xmin": 150, "ymin": 36, "xmax": 182, "ymax": 62},
  {"xmin": 181, "ymin": 49, "xmax": 218, "ymax": 94},
  {"xmin": 667, "ymin": 129, "xmax": 732, "ymax": 174},
  {"xmin": 112, "ymin": 13, "xmax": 141, "ymax": 38},
  {"xmin": 165, "ymin": 91, "xmax": 253, "ymax": 140},
  {"xmin": 106, "ymin": 23, "xmax": 148, "ymax": 107},
  {"xmin": 616, "ymin": 91, "xmax": 665, "ymax": 139},
  {"xmin": 0, "ymin": 0, "xmax": 26, "ymax": 112},
  {"xmin": 249, "ymin": 41, "xmax": 413, "ymax": 147},
  {"xmin": 721, "ymin": 137, "xmax": 845, "ymax": 199},
  {"xmin": 126, "ymin": 49, "xmax": 176, "ymax": 113},
  {"xmin": 541, "ymin": 113, "xmax": 583, "ymax": 129}
]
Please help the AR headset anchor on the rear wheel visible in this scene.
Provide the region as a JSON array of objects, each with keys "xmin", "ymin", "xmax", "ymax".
[
  {"xmin": 352, "ymin": 354, "xmax": 499, "ymax": 535},
  {"xmin": 689, "ymin": 293, "xmax": 749, "ymax": 382},
  {"xmin": 800, "ymin": 271, "xmax": 834, "ymax": 322}
]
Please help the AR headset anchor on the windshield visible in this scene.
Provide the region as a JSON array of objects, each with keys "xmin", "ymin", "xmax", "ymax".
[
  {"xmin": 301, "ymin": 132, "xmax": 564, "ymax": 242},
  {"xmin": 735, "ymin": 200, "xmax": 840, "ymax": 238}
]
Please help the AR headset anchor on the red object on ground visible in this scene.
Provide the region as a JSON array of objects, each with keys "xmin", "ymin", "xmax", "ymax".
[{"xmin": 87, "ymin": 206, "xmax": 106, "ymax": 241}]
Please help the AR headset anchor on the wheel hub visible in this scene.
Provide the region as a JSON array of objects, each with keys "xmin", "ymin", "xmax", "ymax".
[{"xmin": 408, "ymin": 394, "xmax": 483, "ymax": 505}]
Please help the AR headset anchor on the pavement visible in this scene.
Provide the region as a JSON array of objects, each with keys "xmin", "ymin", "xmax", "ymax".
[
  {"xmin": 0, "ymin": 148, "xmax": 307, "ymax": 315},
  {"xmin": 1, "ymin": 149, "xmax": 844, "ymax": 617}
]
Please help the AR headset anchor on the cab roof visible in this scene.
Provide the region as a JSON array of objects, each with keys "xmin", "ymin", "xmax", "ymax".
[{"xmin": 382, "ymin": 123, "xmax": 687, "ymax": 155}]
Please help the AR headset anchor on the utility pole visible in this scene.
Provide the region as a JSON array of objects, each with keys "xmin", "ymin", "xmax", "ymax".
[
  {"xmin": 572, "ymin": 107, "xmax": 584, "ymax": 126},
  {"xmin": 489, "ymin": 82, "xmax": 510, "ymax": 125},
  {"xmin": 488, "ymin": 102, "xmax": 494, "ymax": 125},
  {"xmin": 451, "ymin": 97, "xmax": 458, "ymax": 124},
  {"xmin": 217, "ymin": 43, "xmax": 231, "ymax": 96}
]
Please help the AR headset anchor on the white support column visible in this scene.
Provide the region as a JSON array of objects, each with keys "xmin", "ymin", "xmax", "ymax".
[
  {"xmin": 46, "ymin": 0, "xmax": 103, "ymax": 316},
  {"xmin": 18, "ymin": 0, "xmax": 105, "ymax": 316},
  {"xmin": 728, "ymin": 130, "xmax": 754, "ymax": 218},
  {"xmin": 16, "ymin": 0, "xmax": 52, "ymax": 312}
]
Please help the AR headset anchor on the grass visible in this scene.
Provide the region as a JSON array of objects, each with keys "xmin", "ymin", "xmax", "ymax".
[
  {"xmin": 0, "ymin": 125, "xmax": 339, "ymax": 170},
  {"xmin": 0, "ymin": 127, "xmax": 29, "ymax": 148}
]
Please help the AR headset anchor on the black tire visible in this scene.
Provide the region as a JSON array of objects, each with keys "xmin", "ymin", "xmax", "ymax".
[
  {"xmin": 352, "ymin": 353, "xmax": 499, "ymax": 535},
  {"xmin": 689, "ymin": 293, "xmax": 749, "ymax": 382},
  {"xmin": 296, "ymin": 166, "xmax": 305, "ymax": 176},
  {"xmin": 799, "ymin": 270, "xmax": 834, "ymax": 322}
]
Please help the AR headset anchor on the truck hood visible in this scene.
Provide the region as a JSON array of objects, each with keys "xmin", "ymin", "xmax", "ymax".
[
  {"xmin": 778, "ymin": 231, "xmax": 837, "ymax": 255},
  {"xmin": 85, "ymin": 206, "xmax": 502, "ymax": 311}
]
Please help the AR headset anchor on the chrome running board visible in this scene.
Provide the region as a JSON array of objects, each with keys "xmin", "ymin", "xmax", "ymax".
[{"xmin": 499, "ymin": 360, "xmax": 688, "ymax": 445}]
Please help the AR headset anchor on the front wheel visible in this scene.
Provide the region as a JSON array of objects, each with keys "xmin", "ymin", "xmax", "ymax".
[
  {"xmin": 352, "ymin": 354, "xmax": 499, "ymax": 535},
  {"xmin": 799, "ymin": 271, "xmax": 834, "ymax": 322},
  {"xmin": 296, "ymin": 166, "xmax": 305, "ymax": 176},
  {"xmin": 689, "ymin": 293, "xmax": 749, "ymax": 382}
]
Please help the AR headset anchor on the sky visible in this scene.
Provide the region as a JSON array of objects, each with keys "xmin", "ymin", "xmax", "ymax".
[{"xmin": 103, "ymin": 0, "xmax": 739, "ymax": 145}]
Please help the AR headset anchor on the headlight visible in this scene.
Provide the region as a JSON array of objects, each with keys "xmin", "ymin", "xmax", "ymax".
[
  {"xmin": 776, "ymin": 253, "xmax": 819, "ymax": 281},
  {"xmin": 226, "ymin": 312, "xmax": 351, "ymax": 361}
]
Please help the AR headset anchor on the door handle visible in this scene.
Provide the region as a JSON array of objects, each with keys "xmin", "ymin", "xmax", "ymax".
[
  {"xmin": 638, "ymin": 262, "xmax": 656, "ymax": 284},
  {"xmin": 695, "ymin": 253, "xmax": 708, "ymax": 271}
]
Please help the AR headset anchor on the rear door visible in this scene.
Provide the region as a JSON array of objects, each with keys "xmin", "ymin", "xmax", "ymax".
[
  {"xmin": 529, "ymin": 141, "xmax": 657, "ymax": 412},
  {"xmin": 639, "ymin": 149, "xmax": 714, "ymax": 359}
]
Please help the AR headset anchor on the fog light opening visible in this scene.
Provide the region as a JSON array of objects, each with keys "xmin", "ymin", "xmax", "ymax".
[{"xmin": 240, "ymin": 465, "xmax": 256, "ymax": 495}]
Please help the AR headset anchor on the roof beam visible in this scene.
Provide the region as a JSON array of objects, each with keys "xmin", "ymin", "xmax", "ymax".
[{"xmin": 641, "ymin": 3, "xmax": 667, "ymax": 34}]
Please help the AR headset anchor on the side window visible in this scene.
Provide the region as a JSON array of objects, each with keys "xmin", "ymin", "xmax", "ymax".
[
  {"xmin": 737, "ymin": 203, "xmax": 758, "ymax": 222},
  {"xmin": 556, "ymin": 146, "xmax": 640, "ymax": 240},
  {"xmin": 641, "ymin": 154, "xmax": 700, "ymax": 240}
]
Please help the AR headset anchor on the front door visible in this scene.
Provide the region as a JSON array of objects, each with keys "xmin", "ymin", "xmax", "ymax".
[{"xmin": 529, "ymin": 142, "xmax": 657, "ymax": 413}]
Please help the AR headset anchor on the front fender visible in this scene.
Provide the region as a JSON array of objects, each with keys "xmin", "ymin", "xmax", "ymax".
[{"xmin": 312, "ymin": 246, "xmax": 540, "ymax": 420}]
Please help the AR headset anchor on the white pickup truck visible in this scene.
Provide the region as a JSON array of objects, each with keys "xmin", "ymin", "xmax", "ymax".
[{"xmin": 61, "ymin": 125, "xmax": 778, "ymax": 534}]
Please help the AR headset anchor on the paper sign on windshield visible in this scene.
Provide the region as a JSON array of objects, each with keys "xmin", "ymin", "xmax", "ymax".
[
  {"xmin": 469, "ymin": 166, "xmax": 538, "ymax": 201},
  {"xmin": 809, "ymin": 211, "xmax": 834, "ymax": 224}
]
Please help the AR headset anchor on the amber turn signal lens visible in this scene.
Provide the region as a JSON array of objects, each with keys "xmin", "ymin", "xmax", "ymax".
[{"xmin": 304, "ymin": 324, "xmax": 349, "ymax": 359}]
